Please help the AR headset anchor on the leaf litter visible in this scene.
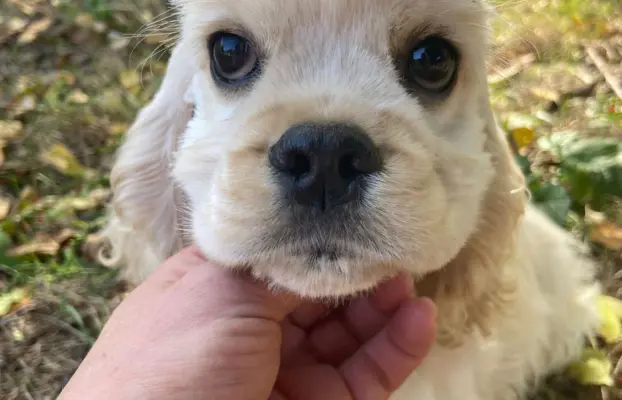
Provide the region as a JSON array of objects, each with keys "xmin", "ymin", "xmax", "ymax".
[{"xmin": 0, "ymin": 0, "xmax": 621, "ymax": 399}]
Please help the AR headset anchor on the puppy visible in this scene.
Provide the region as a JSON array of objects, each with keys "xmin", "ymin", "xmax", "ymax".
[{"xmin": 100, "ymin": 0, "xmax": 601, "ymax": 398}]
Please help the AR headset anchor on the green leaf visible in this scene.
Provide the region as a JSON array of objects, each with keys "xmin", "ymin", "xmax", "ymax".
[
  {"xmin": 529, "ymin": 181, "xmax": 572, "ymax": 226},
  {"xmin": 0, "ymin": 230, "xmax": 11, "ymax": 253},
  {"xmin": 0, "ymin": 229, "xmax": 22, "ymax": 268},
  {"xmin": 537, "ymin": 132, "xmax": 622, "ymax": 210},
  {"xmin": 514, "ymin": 154, "xmax": 532, "ymax": 175},
  {"xmin": 539, "ymin": 132, "xmax": 619, "ymax": 161}
]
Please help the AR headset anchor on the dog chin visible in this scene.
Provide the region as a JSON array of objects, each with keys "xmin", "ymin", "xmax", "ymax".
[
  {"xmin": 203, "ymin": 246, "xmax": 397, "ymax": 299},
  {"xmin": 253, "ymin": 263, "xmax": 395, "ymax": 299}
]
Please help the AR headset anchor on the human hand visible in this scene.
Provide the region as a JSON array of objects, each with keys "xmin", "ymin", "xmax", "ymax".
[{"xmin": 60, "ymin": 246, "xmax": 436, "ymax": 400}]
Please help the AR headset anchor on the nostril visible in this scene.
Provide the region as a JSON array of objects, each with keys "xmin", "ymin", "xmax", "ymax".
[
  {"xmin": 286, "ymin": 151, "xmax": 312, "ymax": 180},
  {"xmin": 338, "ymin": 145, "xmax": 382, "ymax": 182},
  {"xmin": 338, "ymin": 153, "xmax": 360, "ymax": 181},
  {"xmin": 269, "ymin": 145, "xmax": 313, "ymax": 180},
  {"xmin": 270, "ymin": 122, "xmax": 382, "ymax": 210}
]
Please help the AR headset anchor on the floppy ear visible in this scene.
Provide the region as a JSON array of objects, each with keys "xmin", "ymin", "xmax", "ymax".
[
  {"xmin": 99, "ymin": 42, "xmax": 195, "ymax": 284},
  {"xmin": 419, "ymin": 91, "xmax": 527, "ymax": 347}
]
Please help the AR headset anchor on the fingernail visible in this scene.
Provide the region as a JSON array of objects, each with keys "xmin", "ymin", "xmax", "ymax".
[
  {"xmin": 390, "ymin": 297, "xmax": 437, "ymax": 355},
  {"xmin": 409, "ymin": 297, "xmax": 437, "ymax": 322},
  {"xmin": 417, "ymin": 297, "xmax": 437, "ymax": 318}
]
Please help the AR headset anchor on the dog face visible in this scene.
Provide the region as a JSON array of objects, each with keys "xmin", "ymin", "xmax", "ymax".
[{"xmin": 169, "ymin": 0, "xmax": 501, "ymax": 298}]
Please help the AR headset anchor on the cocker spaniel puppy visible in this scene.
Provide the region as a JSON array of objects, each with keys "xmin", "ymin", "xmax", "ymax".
[{"xmin": 100, "ymin": 0, "xmax": 601, "ymax": 398}]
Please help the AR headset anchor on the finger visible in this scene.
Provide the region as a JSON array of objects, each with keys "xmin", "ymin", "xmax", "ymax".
[
  {"xmin": 171, "ymin": 254, "xmax": 303, "ymax": 322},
  {"xmin": 269, "ymin": 391, "xmax": 288, "ymax": 400},
  {"xmin": 120, "ymin": 246, "xmax": 207, "ymax": 304},
  {"xmin": 307, "ymin": 317, "xmax": 361, "ymax": 365},
  {"xmin": 146, "ymin": 245, "xmax": 206, "ymax": 285},
  {"xmin": 339, "ymin": 298, "xmax": 436, "ymax": 399},
  {"xmin": 280, "ymin": 320, "xmax": 315, "ymax": 364},
  {"xmin": 288, "ymin": 274, "xmax": 411, "ymax": 333},
  {"xmin": 289, "ymin": 302, "xmax": 329, "ymax": 329},
  {"xmin": 342, "ymin": 274, "xmax": 415, "ymax": 342},
  {"xmin": 276, "ymin": 365, "xmax": 352, "ymax": 400},
  {"xmin": 303, "ymin": 275, "xmax": 414, "ymax": 365}
]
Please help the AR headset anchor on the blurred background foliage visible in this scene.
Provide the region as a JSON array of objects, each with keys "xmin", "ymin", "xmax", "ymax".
[{"xmin": 0, "ymin": 0, "xmax": 621, "ymax": 398}]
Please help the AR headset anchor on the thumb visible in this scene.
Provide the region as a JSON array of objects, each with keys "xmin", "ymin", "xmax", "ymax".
[
  {"xmin": 162, "ymin": 247, "xmax": 301, "ymax": 400},
  {"xmin": 167, "ymin": 246, "xmax": 303, "ymax": 322}
]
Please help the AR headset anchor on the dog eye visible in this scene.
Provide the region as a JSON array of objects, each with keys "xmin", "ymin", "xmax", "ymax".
[
  {"xmin": 404, "ymin": 36, "xmax": 458, "ymax": 93},
  {"xmin": 210, "ymin": 32, "xmax": 259, "ymax": 85}
]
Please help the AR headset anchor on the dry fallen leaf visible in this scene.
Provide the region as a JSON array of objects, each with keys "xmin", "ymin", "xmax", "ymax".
[
  {"xmin": 17, "ymin": 186, "xmax": 37, "ymax": 211},
  {"xmin": 9, "ymin": 94, "xmax": 37, "ymax": 117},
  {"xmin": 0, "ymin": 288, "xmax": 29, "ymax": 317},
  {"xmin": 584, "ymin": 206, "xmax": 607, "ymax": 225},
  {"xmin": 511, "ymin": 127, "xmax": 536, "ymax": 150},
  {"xmin": 8, "ymin": 0, "xmax": 38, "ymax": 15},
  {"xmin": 74, "ymin": 12, "xmax": 94, "ymax": 28},
  {"xmin": 0, "ymin": 196, "xmax": 11, "ymax": 220},
  {"xmin": 68, "ymin": 89, "xmax": 89, "ymax": 104},
  {"xmin": 93, "ymin": 21, "xmax": 107, "ymax": 33},
  {"xmin": 119, "ymin": 70, "xmax": 141, "ymax": 93},
  {"xmin": 108, "ymin": 122, "xmax": 129, "ymax": 136},
  {"xmin": 11, "ymin": 326, "xmax": 25, "ymax": 342},
  {"xmin": 567, "ymin": 348, "xmax": 614, "ymax": 387},
  {"xmin": 89, "ymin": 188, "xmax": 112, "ymax": 203},
  {"xmin": 67, "ymin": 196, "xmax": 98, "ymax": 211},
  {"xmin": 108, "ymin": 31, "xmax": 131, "ymax": 51},
  {"xmin": 82, "ymin": 232, "xmax": 106, "ymax": 262},
  {"xmin": 56, "ymin": 197, "xmax": 94, "ymax": 213},
  {"xmin": 57, "ymin": 71, "xmax": 77, "ymax": 86},
  {"xmin": 8, "ymin": 233, "xmax": 60, "ymax": 257},
  {"xmin": 14, "ymin": 75, "xmax": 36, "ymax": 96},
  {"xmin": 97, "ymin": 88, "xmax": 125, "ymax": 111},
  {"xmin": 530, "ymin": 87, "xmax": 561, "ymax": 103},
  {"xmin": 0, "ymin": 120, "xmax": 24, "ymax": 141},
  {"xmin": 39, "ymin": 143, "xmax": 92, "ymax": 177},
  {"xmin": 145, "ymin": 34, "xmax": 169, "ymax": 45},
  {"xmin": 597, "ymin": 295, "xmax": 622, "ymax": 344},
  {"xmin": 590, "ymin": 221, "xmax": 622, "ymax": 251},
  {"xmin": 0, "ymin": 140, "xmax": 6, "ymax": 168},
  {"xmin": 18, "ymin": 17, "xmax": 53, "ymax": 44},
  {"xmin": 7, "ymin": 17, "xmax": 28, "ymax": 32},
  {"xmin": 55, "ymin": 228, "xmax": 76, "ymax": 245},
  {"xmin": 54, "ymin": 188, "xmax": 111, "ymax": 213}
]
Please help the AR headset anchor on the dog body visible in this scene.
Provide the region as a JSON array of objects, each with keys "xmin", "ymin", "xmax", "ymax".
[
  {"xmin": 101, "ymin": 0, "xmax": 600, "ymax": 398},
  {"xmin": 393, "ymin": 205, "xmax": 599, "ymax": 399}
]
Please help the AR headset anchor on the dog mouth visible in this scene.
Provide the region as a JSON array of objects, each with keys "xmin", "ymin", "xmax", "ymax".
[
  {"xmin": 295, "ymin": 245, "xmax": 352, "ymax": 268},
  {"xmin": 260, "ymin": 206, "xmax": 390, "ymax": 270},
  {"xmin": 308, "ymin": 247, "xmax": 342, "ymax": 263},
  {"xmin": 272, "ymin": 240, "xmax": 357, "ymax": 265},
  {"xmin": 257, "ymin": 240, "xmax": 398, "ymax": 298},
  {"xmin": 192, "ymin": 212, "xmax": 398, "ymax": 298},
  {"xmin": 267, "ymin": 224, "xmax": 378, "ymax": 262}
]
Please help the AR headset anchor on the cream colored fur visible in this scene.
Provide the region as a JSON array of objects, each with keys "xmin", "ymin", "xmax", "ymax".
[{"xmin": 100, "ymin": 0, "xmax": 601, "ymax": 398}]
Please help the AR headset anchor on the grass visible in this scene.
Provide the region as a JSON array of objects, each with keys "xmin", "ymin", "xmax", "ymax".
[{"xmin": 0, "ymin": 0, "xmax": 621, "ymax": 398}]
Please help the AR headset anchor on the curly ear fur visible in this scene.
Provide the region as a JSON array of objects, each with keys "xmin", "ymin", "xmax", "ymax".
[
  {"xmin": 418, "ymin": 95, "xmax": 527, "ymax": 347},
  {"xmin": 99, "ymin": 42, "xmax": 194, "ymax": 284}
]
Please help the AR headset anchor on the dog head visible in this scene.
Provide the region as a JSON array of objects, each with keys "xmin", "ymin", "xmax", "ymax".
[{"xmin": 107, "ymin": 0, "xmax": 526, "ymax": 342}]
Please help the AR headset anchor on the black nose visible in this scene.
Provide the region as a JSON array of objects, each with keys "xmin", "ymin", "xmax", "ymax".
[{"xmin": 269, "ymin": 122, "xmax": 383, "ymax": 211}]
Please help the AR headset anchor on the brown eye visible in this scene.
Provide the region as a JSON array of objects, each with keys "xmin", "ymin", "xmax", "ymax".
[
  {"xmin": 405, "ymin": 36, "xmax": 458, "ymax": 93},
  {"xmin": 210, "ymin": 32, "xmax": 259, "ymax": 85}
]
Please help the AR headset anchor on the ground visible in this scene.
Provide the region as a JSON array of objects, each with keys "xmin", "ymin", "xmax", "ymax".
[{"xmin": 0, "ymin": 0, "xmax": 621, "ymax": 399}]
